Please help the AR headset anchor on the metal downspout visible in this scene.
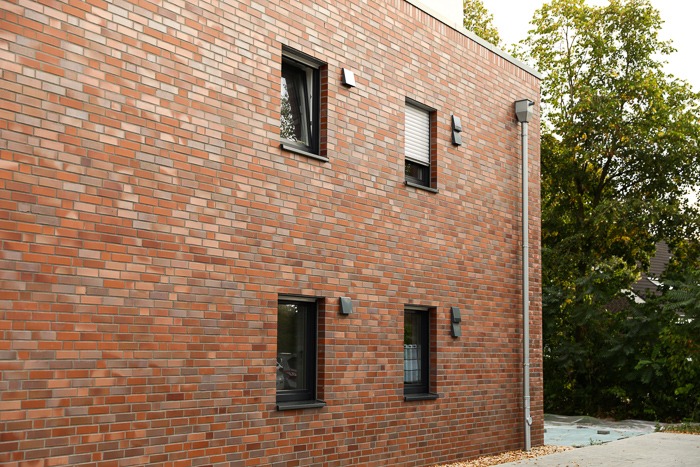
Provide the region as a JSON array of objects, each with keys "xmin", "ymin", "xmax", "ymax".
[
  {"xmin": 515, "ymin": 99, "xmax": 534, "ymax": 451},
  {"xmin": 521, "ymin": 119, "xmax": 531, "ymax": 451}
]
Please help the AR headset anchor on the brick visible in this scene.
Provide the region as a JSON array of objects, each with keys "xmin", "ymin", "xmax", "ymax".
[{"xmin": 1, "ymin": 0, "xmax": 542, "ymax": 466}]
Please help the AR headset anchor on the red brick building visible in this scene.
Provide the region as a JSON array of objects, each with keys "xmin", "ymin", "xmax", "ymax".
[{"xmin": 0, "ymin": 0, "xmax": 542, "ymax": 465}]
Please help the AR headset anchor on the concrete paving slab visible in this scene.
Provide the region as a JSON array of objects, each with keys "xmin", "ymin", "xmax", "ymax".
[
  {"xmin": 544, "ymin": 414, "xmax": 656, "ymax": 447},
  {"xmin": 498, "ymin": 433, "xmax": 700, "ymax": 466}
]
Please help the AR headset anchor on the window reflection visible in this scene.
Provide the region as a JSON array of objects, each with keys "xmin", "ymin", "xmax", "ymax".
[
  {"xmin": 277, "ymin": 302, "xmax": 308, "ymax": 391},
  {"xmin": 281, "ymin": 62, "xmax": 311, "ymax": 146}
]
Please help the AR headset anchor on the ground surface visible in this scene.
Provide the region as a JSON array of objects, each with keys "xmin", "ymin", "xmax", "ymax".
[
  {"xmin": 435, "ymin": 414, "xmax": 661, "ymax": 466},
  {"xmin": 543, "ymin": 414, "xmax": 657, "ymax": 447},
  {"xmin": 434, "ymin": 445, "xmax": 573, "ymax": 467},
  {"xmin": 440, "ymin": 415, "xmax": 700, "ymax": 467},
  {"xmin": 497, "ymin": 432, "xmax": 700, "ymax": 466}
]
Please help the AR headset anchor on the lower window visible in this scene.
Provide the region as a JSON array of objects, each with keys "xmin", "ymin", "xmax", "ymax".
[
  {"xmin": 404, "ymin": 308, "xmax": 431, "ymax": 396},
  {"xmin": 276, "ymin": 298, "xmax": 318, "ymax": 404},
  {"xmin": 403, "ymin": 309, "xmax": 438, "ymax": 401}
]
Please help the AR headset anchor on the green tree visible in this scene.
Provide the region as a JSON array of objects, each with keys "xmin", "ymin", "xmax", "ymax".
[
  {"xmin": 620, "ymin": 265, "xmax": 700, "ymax": 421},
  {"xmin": 463, "ymin": 0, "xmax": 502, "ymax": 47},
  {"xmin": 522, "ymin": 0, "xmax": 700, "ymax": 419},
  {"xmin": 280, "ymin": 80, "xmax": 296, "ymax": 141}
]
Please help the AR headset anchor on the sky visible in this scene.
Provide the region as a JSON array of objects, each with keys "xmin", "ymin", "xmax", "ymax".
[{"xmin": 478, "ymin": 0, "xmax": 700, "ymax": 93}]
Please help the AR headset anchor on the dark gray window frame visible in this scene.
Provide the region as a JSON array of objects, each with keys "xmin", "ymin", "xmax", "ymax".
[
  {"xmin": 403, "ymin": 306, "xmax": 439, "ymax": 401},
  {"xmin": 276, "ymin": 295, "xmax": 325, "ymax": 411},
  {"xmin": 280, "ymin": 47, "xmax": 326, "ymax": 162},
  {"xmin": 404, "ymin": 98, "xmax": 437, "ymax": 190}
]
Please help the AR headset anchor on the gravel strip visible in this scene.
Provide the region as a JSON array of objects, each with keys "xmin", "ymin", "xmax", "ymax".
[{"xmin": 435, "ymin": 445, "xmax": 574, "ymax": 467}]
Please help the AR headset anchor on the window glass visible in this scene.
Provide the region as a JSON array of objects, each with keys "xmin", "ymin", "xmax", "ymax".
[
  {"xmin": 277, "ymin": 302, "xmax": 308, "ymax": 391},
  {"xmin": 405, "ymin": 160, "xmax": 430, "ymax": 186},
  {"xmin": 280, "ymin": 50, "xmax": 321, "ymax": 156},
  {"xmin": 281, "ymin": 62, "xmax": 311, "ymax": 146},
  {"xmin": 276, "ymin": 299, "xmax": 317, "ymax": 403},
  {"xmin": 404, "ymin": 311, "xmax": 423, "ymax": 384},
  {"xmin": 404, "ymin": 309, "xmax": 430, "ymax": 394}
]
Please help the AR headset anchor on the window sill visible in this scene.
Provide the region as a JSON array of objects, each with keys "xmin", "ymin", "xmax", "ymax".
[
  {"xmin": 405, "ymin": 181, "xmax": 439, "ymax": 193},
  {"xmin": 281, "ymin": 143, "xmax": 329, "ymax": 163},
  {"xmin": 276, "ymin": 400, "xmax": 326, "ymax": 411},
  {"xmin": 404, "ymin": 392, "xmax": 440, "ymax": 402}
]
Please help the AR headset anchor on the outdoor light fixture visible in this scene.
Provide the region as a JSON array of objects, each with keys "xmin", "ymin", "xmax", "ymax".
[
  {"xmin": 450, "ymin": 306, "xmax": 462, "ymax": 337},
  {"xmin": 451, "ymin": 114, "xmax": 462, "ymax": 146},
  {"xmin": 339, "ymin": 297, "xmax": 353, "ymax": 315},
  {"xmin": 515, "ymin": 98, "xmax": 535, "ymax": 452},
  {"xmin": 341, "ymin": 68, "xmax": 356, "ymax": 87}
]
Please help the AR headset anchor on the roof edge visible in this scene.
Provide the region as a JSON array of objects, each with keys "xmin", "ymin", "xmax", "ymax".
[{"xmin": 405, "ymin": 0, "xmax": 543, "ymax": 80}]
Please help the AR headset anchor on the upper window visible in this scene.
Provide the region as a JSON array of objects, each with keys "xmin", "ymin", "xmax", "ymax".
[
  {"xmin": 281, "ymin": 49, "xmax": 322, "ymax": 157},
  {"xmin": 404, "ymin": 308, "xmax": 438, "ymax": 400},
  {"xmin": 276, "ymin": 298, "xmax": 319, "ymax": 407},
  {"xmin": 405, "ymin": 100, "xmax": 434, "ymax": 188}
]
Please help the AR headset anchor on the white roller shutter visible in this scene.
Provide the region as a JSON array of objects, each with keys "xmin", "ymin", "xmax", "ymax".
[{"xmin": 405, "ymin": 103, "xmax": 430, "ymax": 165}]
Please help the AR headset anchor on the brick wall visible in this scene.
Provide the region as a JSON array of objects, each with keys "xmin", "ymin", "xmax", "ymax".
[{"xmin": 0, "ymin": 0, "xmax": 542, "ymax": 465}]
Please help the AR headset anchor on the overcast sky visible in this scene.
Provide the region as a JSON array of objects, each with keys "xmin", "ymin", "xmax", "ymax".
[{"xmin": 478, "ymin": 0, "xmax": 700, "ymax": 92}]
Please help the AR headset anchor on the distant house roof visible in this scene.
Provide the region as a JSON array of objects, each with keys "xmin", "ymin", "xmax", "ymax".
[{"xmin": 630, "ymin": 241, "xmax": 671, "ymax": 300}]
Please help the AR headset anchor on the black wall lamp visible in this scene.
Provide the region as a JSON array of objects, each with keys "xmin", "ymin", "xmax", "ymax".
[
  {"xmin": 450, "ymin": 306, "xmax": 461, "ymax": 337},
  {"xmin": 451, "ymin": 115, "xmax": 462, "ymax": 146},
  {"xmin": 340, "ymin": 297, "xmax": 353, "ymax": 315}
]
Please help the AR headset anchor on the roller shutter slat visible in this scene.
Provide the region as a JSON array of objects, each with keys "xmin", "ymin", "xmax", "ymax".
[{"xmin": 405, "ymin": 103, "xmax": 430, "ymax": 165}]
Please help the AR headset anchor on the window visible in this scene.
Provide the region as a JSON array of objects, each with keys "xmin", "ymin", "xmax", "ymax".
[
  {"xmin": 405, "ymin": 100, "xmax": 435, "ymax": 189},
  {"xmin": 280, "ymin": 48, "xmax": 323, "ymax": 159},
  {"xmin": 404, "ymin": 308, "xmax": 438, "ymax": 400},
  {"xmin": 276, "ymin": 298, "xmax": 323, "ymax": 409}
]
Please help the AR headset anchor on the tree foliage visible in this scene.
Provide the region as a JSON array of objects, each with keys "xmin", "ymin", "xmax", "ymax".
[
  {"xmin": 522, "ymin": 0, "xmax": 700, "ymax": 420},
  {"xmin": 463, "ymin": 0, "xmax": 502, "ymax": 47}
]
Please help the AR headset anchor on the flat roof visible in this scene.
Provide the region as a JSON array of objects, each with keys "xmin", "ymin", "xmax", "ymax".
[{"xmin": 406, "ymin": 0, "xmax": 543, "ymax": 79}]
